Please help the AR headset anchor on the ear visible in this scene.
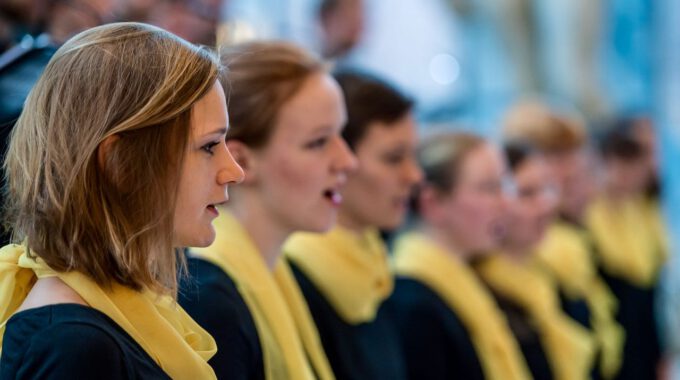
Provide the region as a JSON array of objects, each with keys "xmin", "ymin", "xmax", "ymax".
[
  {"xmin": 226, "ymin": 140, "xmax": 259, "ymax": 185},
  {"xmin": 418, "ymin": 185, "xmax": 448, "ymax": 224},
  {"xmin": 97, "ymin": 134, "xmax": 120, "ymax": 174}
]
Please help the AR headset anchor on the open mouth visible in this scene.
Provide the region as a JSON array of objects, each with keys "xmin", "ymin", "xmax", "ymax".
[
  {"xmin": 323, "ymin": 189, "xmax": 343, "ymax": 206},
  {"xmin": 206, "ymin": 204, "xmax": 219, "ymax": 215}
]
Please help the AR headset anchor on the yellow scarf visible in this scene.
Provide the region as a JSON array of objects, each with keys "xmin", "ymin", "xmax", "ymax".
[
  {"xmin": 586, "ymin": 195, "xmax": 666, "ymax": 288},
  {"xmin": 393, "ymin": 232, "xmax": 532, "ymax": 380},
  {"xmin": 476, "ymin": 253, "xmax": 596, "ymax": 380},
  {"xmin": 0, "ymin": 244, "xmax": 217, "ymax": 379},
  {"xmin": 283, "ymin": 225, "xmax": 393, "ymax": 324},
  {"xmin": 191, "ymin": 210, "xmax": 334, "ymax": 380},
  {"xmin": 536, "ymin": 221, "xmax": 624, "ymax": 379}
]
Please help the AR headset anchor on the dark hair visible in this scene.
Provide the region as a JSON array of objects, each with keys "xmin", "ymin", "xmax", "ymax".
[
  {"xmin": 504, "ymin": 142, "xmax": 541, "ymax": 172},
  {"xmin": 333, "ymin": 69, "xmax": 414, "ymax": 150},
  {"xmin": 597, "ymin": 118, "xmax": 647, "ymax": 161}
]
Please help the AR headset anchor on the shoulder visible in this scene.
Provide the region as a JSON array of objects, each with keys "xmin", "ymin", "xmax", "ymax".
[
  {"xmin": 179, "ymin": 258, "xmax": 264, "ymax": 379},
  {"xmin": 180, "ymin": 257, "xmax": 252, "ymax": 321},
  {"xmin": 3, "ymin": 306, "xmax": 129, "ymax": 379}
]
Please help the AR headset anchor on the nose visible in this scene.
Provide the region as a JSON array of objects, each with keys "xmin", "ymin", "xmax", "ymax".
[
  {"xmin": 332, "ymin": 136, "xmax": 358, "ymax": 174},
  {"xmin": 217, "ymin": 147, "xmax": 245, "ymax": 185},
  {"xmin": 403, "ymin": 156, "xmax": 423, "ymax": 185}
]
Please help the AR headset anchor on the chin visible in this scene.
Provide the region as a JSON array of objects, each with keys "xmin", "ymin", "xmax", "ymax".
[{"xmin": 176, "ymin": 229, "xmax": 216, "ymax": 248}]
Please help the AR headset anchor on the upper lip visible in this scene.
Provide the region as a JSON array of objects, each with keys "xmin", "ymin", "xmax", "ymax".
[
  {"xmin": 209, "ymin": 198, "xmax": 229, "ymax": 207},
  {"xmin": 326, "ymin": 177, "xmax": 347, "ymax": 193}
]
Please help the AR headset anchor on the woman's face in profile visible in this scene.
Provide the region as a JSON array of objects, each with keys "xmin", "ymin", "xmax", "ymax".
[
  {"xmin": 437, "ymin": 143, "xmax": 508, "ymax": 254},
  {"xmin": 173, "ymin": 82, "xmax": 244, "ymax": 247},
  {"xmin": 339, "ymin": 112, "xmax": 423, "ymax": 231},
  {"xmin": 503, "ymin": 155, "xmax": 558, "ymax": 249},
  {"xmin": 249, "ymin": 72, "xmax": 357, "ymax": 233}
]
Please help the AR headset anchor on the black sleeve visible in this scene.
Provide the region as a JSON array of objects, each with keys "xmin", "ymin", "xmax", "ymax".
[
  {"xmin": 179, "ymin": 261, "xmax": 262, "ymax": 380},
  {"xmin": 16, "ymin": 322, "xmax": 128, "ymax": 380},
  {"xmin": 393, "ymin": 299, "xmax": 455, "ymax": 379}
]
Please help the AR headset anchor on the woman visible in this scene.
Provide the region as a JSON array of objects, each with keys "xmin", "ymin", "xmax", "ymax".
[
  {"xmin": 388, "ymin": 132, "xmax": 531, "ymax": 380},
  {"xmin": 283, "ymin": 70, "xmax": 422, "ymax": 379},
  {"xmin": 504, "ymin": 103, "xmax": 626, "ymax": 379},
  {"xmin": 0, "ymin": 22, "xmax": 244, "ymax": 379},
  {"xmin": 178, "ymin": 41, "xmax": 357, "ymax": 379},
  {"xmin": 586, "ymin": 123, "xmax": 665, "ymax": 380},
  {"xmin": 474, "ymin": 143, "xmax": 598, "ymax": 380}
]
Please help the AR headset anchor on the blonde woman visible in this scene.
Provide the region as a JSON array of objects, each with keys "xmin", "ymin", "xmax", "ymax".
[
  {"xmin": 179, "ymin": 41, "xmax": 357, "ymax": 379},
  {"xmin": 388, "ymin": 132, "xmax": 532, "ymax": 380},
  {"xmin": 0, "ymin": 23, "xmax": 244, "ymax": 379}
]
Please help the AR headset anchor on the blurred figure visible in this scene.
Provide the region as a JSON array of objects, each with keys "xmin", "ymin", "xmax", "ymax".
[
  {"xmin": 474, "ymin": 142, "xmax": 598, "ymax": 380},
  {"xmin": 586, "ymin": 121, "xmax": 665, "ymax": 380},
  {"xmin": 283, "ymin": 70, "xmax": 421, "ymax": 380},
  {"xmin": 317, "ymin": 0, "xmax": 364, "ymax": 60},
  {"xmin": 504, "ymin": 101, "xmax": 625, "ymax": 379},
  {"xmin": 0, "ymin": 0, "xmax": 124, "ymax": 244},
  {"xmin": 179, "ymin": 41, "xmax": 356, "ymax": 379},
  {"xmin": 388, "ymin": 132, "xmax": 531, "ymax": 379},
  {"xmin": 147, "ymin": 0, "xmax": 222, "ymax": 46}
]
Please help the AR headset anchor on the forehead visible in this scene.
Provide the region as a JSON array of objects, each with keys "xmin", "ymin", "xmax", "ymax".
[
  {"xmin": 271, "ymin": 72, "xmax": 345, "ymax": 139},
  {"xmin": 459, "ymin": 143, "xmax": 504, "ymax": 180},
  {"xmin": 191, "ymin": 82, "xmax": 227, "ymax": 133},
  {"xmin": 355, "ymin": 113, "xmax": 417, "ymax": 150}
]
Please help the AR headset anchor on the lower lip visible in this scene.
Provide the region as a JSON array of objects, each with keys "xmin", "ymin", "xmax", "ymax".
[
  {"xmin": 325, "ymin": 193, "xmax": 342, "ymax": 207},
  {"xmin": 207, "ymin": 205, "xmax": 219, "ymax": 216}
]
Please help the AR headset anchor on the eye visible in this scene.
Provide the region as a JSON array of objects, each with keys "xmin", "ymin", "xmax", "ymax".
[
  {"xmin": 383, "ymin": 152, "xmax": 405, "ymax": 165},
  {"xmin": 305, "ymin": 136, "xmax": 329, "ymax": 150},
  {"xmin": 201, "ymin": 141, "xmax": 220, "ymax": 155}
]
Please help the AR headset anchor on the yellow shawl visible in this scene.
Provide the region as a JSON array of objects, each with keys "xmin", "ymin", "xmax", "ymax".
[
  {"xmin": 393, "ymin": 232, "xmax": 532, "ymax": 380},
  {"xmin": 0, "ymin": 244, "xmax": 217, "ymax": 379},
  {"xmin": 191, "ymin": 210, "xmax": 334, "ymax": 380},
  {"xmin": 536, "ymin": 221, "xmax": 624, "ymax": 379},
  {"xmin": 476, "ymin": 253, "xmax": 596, "ymax": 380},
  {"xmin": 283, "ymin": 225, "xmax": 393, "ymax": 324},
  {"xmin": 586, "ymin": 195, "xmax": 666, "ymax": 288}
]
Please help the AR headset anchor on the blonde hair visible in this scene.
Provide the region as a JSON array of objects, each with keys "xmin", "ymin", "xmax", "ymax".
[
  {"xmin": 417, "ymin": 131, "xmax": 486, "ymax": 193},
  {"xmin": 220, "ymin": 41, "xmax": 325, "ymax": 149},
  {"xmin": 503, "ymin": 101, "xmax": 587, "ymax": 153},
  {"xmin": 3, "ymin": 22, "xmax": 223, "ymax": 295}
]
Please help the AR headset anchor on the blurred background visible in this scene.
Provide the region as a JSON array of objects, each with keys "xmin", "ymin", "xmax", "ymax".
[{"xmin": 2, "ymin": 0, "xmax": 680, "ymax": 376}]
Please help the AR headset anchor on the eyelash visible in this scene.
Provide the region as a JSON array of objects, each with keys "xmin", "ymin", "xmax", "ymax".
[
  {"xmin": 201, "ymin": 141, "xmax": 220, "ymax": 155},
  {"xmin": 305, "ymin": 137, "xmax": 329, "ymax": 150}
]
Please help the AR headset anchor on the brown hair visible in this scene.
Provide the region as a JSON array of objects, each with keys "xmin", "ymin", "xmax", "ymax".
[
  {"xmin": 417, "ymin": 132, "xmax": 486, "ymax": 194},
  {"xmin": 219, "ymin": 40, "xmax": 325, "ymax": 149},
  {"xmin": 503, "ymin": 102, "xmax": 587, "ymax": 153},
  {"xmin": 333, "ymin": 69, "xmax": 414, "ymax": 150},
  {"xmin": 3, "ymin": 22, "xmax": 223, "ymax": 295}
]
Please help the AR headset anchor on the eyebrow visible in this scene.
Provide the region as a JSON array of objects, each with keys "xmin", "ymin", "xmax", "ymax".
[
  {"xmin": 310, "ymin": 125, "xmax": 337, "ymax": 135},
  {"xmin": 204, "ymin": 127, "xmax": 228, "ymax": 136}
]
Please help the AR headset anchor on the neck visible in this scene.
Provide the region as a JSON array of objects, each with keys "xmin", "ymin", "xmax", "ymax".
[
  {"xmin": 501, "ymin": 243, "xmax": 532, "ymax": 263},
  {"xmin": 422, "ymin": 224, "xmax": 476, "ymax": 262},
  {"xmin": 603, "ymin": 181, "xmax": 633, "ymax": 202},
  {"xmin": 337, "ymin": 208, "xmax": 369, "ymax": 235},
  {"xmin": 227, "ymin": 191, "xmax": 291, "ymax": 271}
]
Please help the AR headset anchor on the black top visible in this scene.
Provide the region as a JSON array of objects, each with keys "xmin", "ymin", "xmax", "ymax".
[
  {"xmin": 482, "ymin": 288, "xmax": 553, "ymax": 380},
  {"xmin": 289, "ymin": 261, "xmax": 407, "ymax": 380},
  {"xmin": 0, "ymin": 303, "xmax": 169, "ymax": 379},
  {"xmin": 386, "ymin": 277, "xmax": 485, "ymax": 380},
  {"xmin": 599, "ymin": 269, "xmax": 660, "ymax": 380},
  {"xmin": 179, "ymin": 257, "xmax": 265, "ymax": 380}
]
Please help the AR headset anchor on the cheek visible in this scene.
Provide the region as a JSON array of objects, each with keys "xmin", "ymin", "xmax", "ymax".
[
  {"xmin": 452, "ymin": 197, "xmax": 498, "ymax": 235},
  {"xmin": 267, "ymin": 153, "xmax": 321, "ymax": 198},
  {"xmin": 349, "ymin": 168, "xmax": 388, "ymax": 202}
]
